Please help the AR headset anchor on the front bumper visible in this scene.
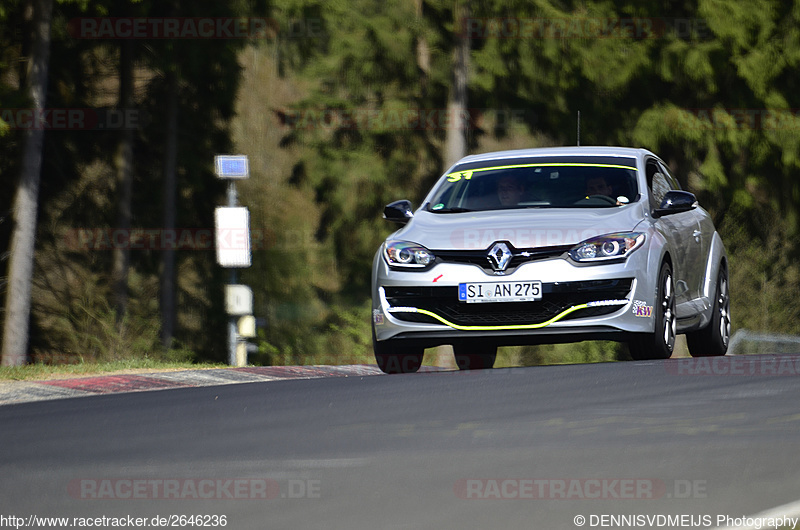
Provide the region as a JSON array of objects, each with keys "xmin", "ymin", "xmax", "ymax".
[{"xmin": 372, "ymin": 248, "xmax": 657, "ymax": 347}]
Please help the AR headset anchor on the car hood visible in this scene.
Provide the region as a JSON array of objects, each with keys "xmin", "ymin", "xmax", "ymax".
[{"xmin": 392, "ymin": 204, "xmax": 647, "ymax": 250}]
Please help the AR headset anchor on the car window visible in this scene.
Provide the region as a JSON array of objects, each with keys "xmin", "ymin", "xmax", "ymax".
[
  {"xmin": 646, "ymin": 159, "xmax": 672, "ymax": 211},
  {"xmin": 427, "ymin": 160, "xmax": 639, "ymax": 212},
  {"xmin": 658, "ymin": 161, "xmax": 682, "ymax": 190}
]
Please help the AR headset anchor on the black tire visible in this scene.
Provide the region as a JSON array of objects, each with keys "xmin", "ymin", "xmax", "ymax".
[
  {"xmin": 453, "ymin": 344, "xmax": 497, "ymax": 370},
  {"xmin": 686, "ymin": 265, "xmax": 730, "ymax": 357},
  {"xmin": 628, "ymin": 262, "xmax": 676, "ymax": 361},
  {"xmin": 373, "ymin": 329, "xmax": 424, "ymax": 374}
]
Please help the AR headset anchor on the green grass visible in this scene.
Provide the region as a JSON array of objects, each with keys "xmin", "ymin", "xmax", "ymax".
[{"xmin": 0, "ymin": 359, "xmax": 227, "ymax": 382}]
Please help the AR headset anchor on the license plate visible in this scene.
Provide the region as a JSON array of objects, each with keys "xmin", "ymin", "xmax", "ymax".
[{"xmin": 458, "ymin": 281, "xmax": 542, "ymax": 303}]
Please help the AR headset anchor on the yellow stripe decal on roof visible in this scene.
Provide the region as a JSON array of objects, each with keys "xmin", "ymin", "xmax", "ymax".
[{"xmin": 446, "ymin": 163, "xmax": 637, "ymax": 182}]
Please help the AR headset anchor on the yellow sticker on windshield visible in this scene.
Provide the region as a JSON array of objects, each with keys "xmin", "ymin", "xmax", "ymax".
[{"xmin": 447, "ymin": 170, "xmax": 473, "ymax": 182}]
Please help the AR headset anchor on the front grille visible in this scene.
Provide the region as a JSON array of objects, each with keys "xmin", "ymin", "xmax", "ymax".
[
  {"xmin": 434, "ymin": 244, "xmax": 572, "ymax": 273},
  {"xmin": 385, "ymin": 279, "xmax": 633, "ymax": 326}
]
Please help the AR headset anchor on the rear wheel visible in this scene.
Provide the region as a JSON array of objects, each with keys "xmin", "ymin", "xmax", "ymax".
[
  {"xmin": 453, "ymin": 344, "xmax": 497, "ymax": 370},
  {"xmin": 628, "ymin": 262, "xmax": 676, "ymax": 361},
  {"xmin": 373, "ymin": 330, "xmax": 424, "ymax": 374},
  {"xmin": 686, "ymin": 265, "xmax": 730, "ymax": 357}
]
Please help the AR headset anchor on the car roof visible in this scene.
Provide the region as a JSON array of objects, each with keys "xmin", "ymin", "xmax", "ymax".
[{"xmin": 451, "ymin": 146, "xmax": 655, "ymax": 167}]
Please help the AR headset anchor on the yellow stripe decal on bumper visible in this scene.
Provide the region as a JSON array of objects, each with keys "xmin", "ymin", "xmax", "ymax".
[
  {"xmin": 412, "ymin": 304, "xmax": 587, "ymax": 331},
  {"xmin": 389, "ymin": 299, "xmax": 630, "ymax": 331}
]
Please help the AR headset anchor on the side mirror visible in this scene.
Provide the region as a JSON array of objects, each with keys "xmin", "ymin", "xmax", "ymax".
[
  {"xmin": 383, "ymin": 200, "xmax": 414, "ymax": 225},
  {"xmin": 654, "ymin": 190, "xmax": 698, "ymax": 218}
]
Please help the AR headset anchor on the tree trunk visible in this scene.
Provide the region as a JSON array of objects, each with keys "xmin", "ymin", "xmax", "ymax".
[
  {"xmin": 1, "ymin": 0, "xmax": 54, "ymax": 366},
  {"xmin": 415, "ymin": 0, "xmax": 430, "ymax": 99},
  {"xmin": 160, "ymin": 72, "xmax": 179, "ymax": 349},
  {"xmin": 111, "ymin": 40, "xmax": 135, "ymax": 325},
  {"xmin": 444, "ymin": 1, "xmax": 470, "ymax": 169}
]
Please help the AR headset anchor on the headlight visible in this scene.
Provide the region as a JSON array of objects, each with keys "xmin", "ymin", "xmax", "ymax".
[
  {"xmin": 569, "ymin": 232, "xmax": 645, "ymax": 263},
  {"xmin": 384, "ymin": 241, "xmax": 435, "ymax": 268}
]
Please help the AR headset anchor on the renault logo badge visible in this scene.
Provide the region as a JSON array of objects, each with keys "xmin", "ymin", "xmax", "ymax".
[{"xmin": 488, "ymin": 242, "xmax": 512, "ymax": 271}]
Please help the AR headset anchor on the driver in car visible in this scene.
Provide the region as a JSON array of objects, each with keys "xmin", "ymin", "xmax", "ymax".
[
  {"xmin": 585, "ymin": 175, "xmax": 614, "ymax": 197},
  {"xmin": 584, "ymin": 175, "xmax": 625, "ymax": 205}
]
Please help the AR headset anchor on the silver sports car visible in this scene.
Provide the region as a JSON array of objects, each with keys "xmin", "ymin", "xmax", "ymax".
[{"xmin": 371, "ymin": 146, "xmax": 730, "ymax": 373}]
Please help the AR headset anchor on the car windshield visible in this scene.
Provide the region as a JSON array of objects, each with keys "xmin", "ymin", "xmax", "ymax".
[{"xmin": 426, "ymin": 160, "xmax": 639, "ymax": 212}]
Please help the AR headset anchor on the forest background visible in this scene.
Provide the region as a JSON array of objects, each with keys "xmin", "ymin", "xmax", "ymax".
[{"xmin": 1, "ymin": 0, "xmax": 799, "ymax": 367}]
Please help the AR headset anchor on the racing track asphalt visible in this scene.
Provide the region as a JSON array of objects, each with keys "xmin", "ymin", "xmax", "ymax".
[{"xmin": 1, "ymin": 354, "xmax": 800, "ymax": 530}]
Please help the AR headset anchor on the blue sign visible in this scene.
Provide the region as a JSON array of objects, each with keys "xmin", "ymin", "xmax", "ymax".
[{"xmin": 215, "ymin": 155, "xmax": 249, "ymax": 179}]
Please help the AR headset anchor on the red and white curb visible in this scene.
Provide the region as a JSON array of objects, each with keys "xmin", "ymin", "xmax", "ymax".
[{"xmin": 0, "ymin": 365, "xmax": 446, "ymax": 406}]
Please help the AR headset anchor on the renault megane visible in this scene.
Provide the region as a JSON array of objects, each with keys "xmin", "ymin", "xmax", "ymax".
[{"xmin": 371, "ymin": 147, "xmax": 730, "ymax": 373}]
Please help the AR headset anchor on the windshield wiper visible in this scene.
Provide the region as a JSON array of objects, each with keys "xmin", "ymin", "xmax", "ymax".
[{"xmin": 431, "ymin": 207, "xmax": 473, "ymax": 213}]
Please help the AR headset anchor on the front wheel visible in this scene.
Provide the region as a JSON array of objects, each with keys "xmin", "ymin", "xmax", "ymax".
[
  {"xmin": 373, "ymin": 330, "xmax": 424, "ymax": 374},
  {"xmin": 686, "ymin": 265, "xmax": 730, "ymax": 357},
  {"xmin": 628, "ymin": 262, "xmax": 676, "ymax": 361}
]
